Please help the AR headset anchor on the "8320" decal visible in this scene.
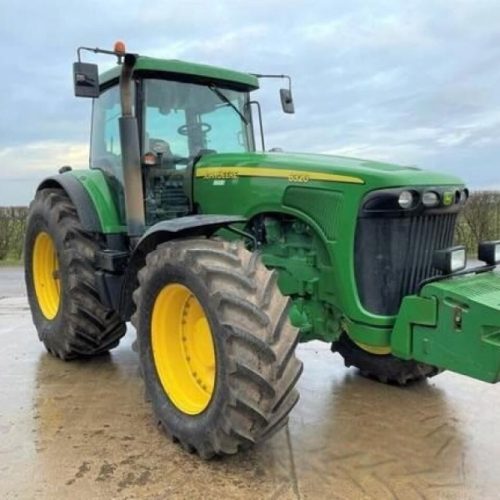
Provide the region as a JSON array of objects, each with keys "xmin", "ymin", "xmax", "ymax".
[{"xmin": 288, "ymin": 174, "xmax": 310, "ymax": 183}]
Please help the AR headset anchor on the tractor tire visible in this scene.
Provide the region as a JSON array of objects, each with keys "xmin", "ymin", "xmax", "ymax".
[
  {"xmin": 132, "ymin": 238, "xmax": 303, "ymax": 459},
  {"xmin": 24, "ymin": 188, "xmax": 126, "ymax": 360},
  {"xmin": 332, "ymin": 334, "xmax": 440, "ymax": 385}
]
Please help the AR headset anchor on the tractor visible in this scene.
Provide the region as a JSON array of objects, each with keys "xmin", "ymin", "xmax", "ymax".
[{"xmin": 25, "ymin": 42, "xmax": 500, "ymax": 459}]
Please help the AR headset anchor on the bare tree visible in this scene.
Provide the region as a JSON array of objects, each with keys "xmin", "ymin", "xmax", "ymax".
[{"xmin": 456, "ymin": 191, "xmax": 500, "ymax": 254}]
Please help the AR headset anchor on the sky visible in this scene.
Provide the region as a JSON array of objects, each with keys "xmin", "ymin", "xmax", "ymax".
[{"xmin": 1, "ymin": 0, "xmax": 500, "ymax": 205}]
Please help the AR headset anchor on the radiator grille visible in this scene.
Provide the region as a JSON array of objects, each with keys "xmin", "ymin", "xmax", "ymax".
[{"xmin": 355, "ymin": 213, "xmax": 457, "ymax": 315}]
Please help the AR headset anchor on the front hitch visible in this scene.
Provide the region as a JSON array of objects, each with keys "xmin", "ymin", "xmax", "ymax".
[{"xmin": 391, "ymin": 270, "xmax": 500, "ymax": 383}]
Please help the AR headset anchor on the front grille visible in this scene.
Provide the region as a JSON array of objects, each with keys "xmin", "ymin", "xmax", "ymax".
[{"xmin": 355, "ymin": 213, "xmax": 457, "ymax": 315}]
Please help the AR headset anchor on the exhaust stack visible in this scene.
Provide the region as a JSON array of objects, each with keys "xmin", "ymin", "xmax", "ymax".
[{"xmin": 118, "ymin": 53, "xmax": 145, "ymax": 237}]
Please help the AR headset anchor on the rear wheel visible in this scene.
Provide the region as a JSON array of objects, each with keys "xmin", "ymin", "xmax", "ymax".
[
  {"xmin": 132, "ymin": 238, "xmax": 303, "ymax": 458},
  {"xmin": 25, "ymin": 188, "xmax": 126, "ymax": 360},
  {"xmin": 332, "ymin": 334, "xmax": 440, "ymax": 385}
]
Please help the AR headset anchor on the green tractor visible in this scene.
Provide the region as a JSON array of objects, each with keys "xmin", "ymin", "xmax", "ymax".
[{"xmin": 25, "ymin": 42, "xmax": 500, "ymax": 458}]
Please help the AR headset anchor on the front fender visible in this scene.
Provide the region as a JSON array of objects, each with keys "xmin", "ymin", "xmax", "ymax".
[
  {"xmin": 118, "ymin": 214, "xmax": 247, "ymax": 321},
  {"xmin": 134, "ymin": 214, "xmax": 247, "ymax": 255}
]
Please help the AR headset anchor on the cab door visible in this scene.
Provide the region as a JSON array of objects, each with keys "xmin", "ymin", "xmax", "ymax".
[{"xmin": 90, "ymin": 84, "xmax": 127, "ymax": 224}]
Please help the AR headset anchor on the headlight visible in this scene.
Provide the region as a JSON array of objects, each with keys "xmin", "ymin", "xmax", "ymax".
[
  {"xmin": 422, "ymin": 191, "xmax": 440, "ymax": 208},
  {"xmin": 398, "ymin": 190, "xmax": 415, "ymax": 209},
  {"xmin": 362, "ymin": 186, "xmax": 463, "ymax": 213},
  {"xmin": 433, "ymin": 246, "xmax": 467, "ymax": 274},
  {"xmin": 478, "ymin": 241, "xmax": 500, "ymax": 265}
]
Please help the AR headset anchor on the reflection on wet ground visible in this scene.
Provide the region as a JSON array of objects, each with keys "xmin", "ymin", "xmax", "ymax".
[{"xmin": 1, "ymin": 267, "xmax": 499, "ymax": 499}]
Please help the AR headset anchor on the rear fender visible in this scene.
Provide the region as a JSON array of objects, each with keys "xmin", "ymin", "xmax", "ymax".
[
  {"xmin": 37, "ymin": 173, "xmax": 101, "ymax": 232},
  {"xmin": 37, "ymin": 169, "xmax": 123, "ymax": 233}
]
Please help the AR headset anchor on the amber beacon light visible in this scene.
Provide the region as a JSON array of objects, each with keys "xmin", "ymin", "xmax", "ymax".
[{"xmin": 114, "ymin": 40, "xmax": 126, "ymax": 54}]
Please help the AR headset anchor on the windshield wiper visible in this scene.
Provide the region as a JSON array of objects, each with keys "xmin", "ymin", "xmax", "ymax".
[{"xmin": 208, "ymin": 85, "xmax": 248, "ymax": 125}]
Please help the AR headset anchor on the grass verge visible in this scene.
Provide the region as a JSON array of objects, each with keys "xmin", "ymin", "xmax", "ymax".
[{"xmin": 0, "ymin": 259, "xmax": 23, "ymax": 267}]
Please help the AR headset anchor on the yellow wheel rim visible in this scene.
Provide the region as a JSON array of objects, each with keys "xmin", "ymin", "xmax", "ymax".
[
  {"xmin": 32, "ymin": 231, "xmax": 61, "ymax": 320},
  {"xmin": 354, "ymin": 341, "xmax": 391, "ymax": 355},
  {"xmin": 151, "ymin": 283, "xmax": 216, "ymax": 415}
]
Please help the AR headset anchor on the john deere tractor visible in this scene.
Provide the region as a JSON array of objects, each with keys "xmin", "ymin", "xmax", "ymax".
[{"xmin": 25, "ymin": 42, "xmax": 500, "ymax": 458}]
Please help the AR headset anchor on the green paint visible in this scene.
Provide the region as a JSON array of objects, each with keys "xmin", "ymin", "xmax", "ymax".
[
  {"xmin": 194, "ymin": 151, "xmax": 463, "ymax": 344},
  {"xmin": 393, "ymin": 272, "xmax": 500, "ymax": 383},
  {"xmin": 391, "ymin": 296, "xmax": 438, "ymax": 358},
  {"xmin": 100, "ymin": 56, "xmax": 259, "ymax": 89},
  {"xmin": 49, "ymin": 59, "xmax": 500, "ymax": 383},
  {"xmin": 195, "ymin": 151, "xmax": 463, "ymax": 186},
  {"xmin": 254, "ymin": 216, "xmax": 341, "ymax": 342},
  {"xmin": 69, "ymin": 169, "xmax": 124, "ymax": 233}
]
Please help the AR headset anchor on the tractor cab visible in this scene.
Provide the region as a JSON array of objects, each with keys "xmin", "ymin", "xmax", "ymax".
[
  {"xmin": 91, "ymin": 64, "xmax": 257, "ymax": 225},
  {"xmin": 73, "ymin": 43, "xmax": 293, "ymax": 229}
]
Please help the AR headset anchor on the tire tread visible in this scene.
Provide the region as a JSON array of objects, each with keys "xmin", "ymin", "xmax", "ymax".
[
  {"xmin": 25, "ymin": 188, "xmax": 126, "ymax": 360},
  {"xmin": 132, "ymin": 239, "xmax": 302, "ymax": 457}
]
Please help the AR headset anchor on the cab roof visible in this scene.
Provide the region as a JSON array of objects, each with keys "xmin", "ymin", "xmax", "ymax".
[{"xmin": 100, "ymin": 56, "xmax": 259, "ymax": 90}]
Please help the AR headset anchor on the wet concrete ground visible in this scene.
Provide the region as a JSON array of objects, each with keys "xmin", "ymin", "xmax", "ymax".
[{"xmin": 1, "ymin": 266, "xmax": 500, "ymax": 499}]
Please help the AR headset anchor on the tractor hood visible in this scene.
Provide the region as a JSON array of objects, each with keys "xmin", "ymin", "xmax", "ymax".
[{"xmin": 195, "ymin": 151, "xmax": 463, "ymax": 189}]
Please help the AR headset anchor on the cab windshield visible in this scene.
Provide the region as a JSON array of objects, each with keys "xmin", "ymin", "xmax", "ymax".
[{"xmin": 142, "ymin": 78, "xmax": 255, "ymax": 160}]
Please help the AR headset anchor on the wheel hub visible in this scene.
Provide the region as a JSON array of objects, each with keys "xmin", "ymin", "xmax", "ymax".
[
  {"xmin": 32, "ymin": 231, "xmax": 61, "ymax": 320},
  {"xmin": 151, "ymin": 284, "xmax": 216, "ymax": 415}
]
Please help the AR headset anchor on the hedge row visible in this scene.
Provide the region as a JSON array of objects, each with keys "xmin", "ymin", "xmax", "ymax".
[
  {"xmin": 0, "ymin": 207, "xmax": 28, "ymax": 261},
  {"xmin": 0, "ymin": 192, "xmax": 498, "ymax": 261}
]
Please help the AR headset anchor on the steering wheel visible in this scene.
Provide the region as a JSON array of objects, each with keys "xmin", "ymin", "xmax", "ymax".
[
  {"xmin": 150, "ymin": 138, "xmax": 172, "ymax": 156},
  {"xmin": 177, "ymin": 122, "xmax": 212, "ymax": 136}
]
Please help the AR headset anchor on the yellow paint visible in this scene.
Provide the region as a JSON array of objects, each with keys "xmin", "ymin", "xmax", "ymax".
[
  {"xmin": 151, "ymin": 283, "xmax": 216, "ymax": 415},
  {"xmin": 32, "ymin": 232, "xmax": 61, "ymax": 320},
  {"xmin": 354, "ymin": 341, "xmax": 391, "ymax": 355},
  {"xmin": 196, "ymin": 166, "xmax": 364, "ymax": 185}
]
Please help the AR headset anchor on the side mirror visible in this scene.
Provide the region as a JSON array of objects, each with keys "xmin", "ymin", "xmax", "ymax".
[
  {"xmin": 73, "ymin": 62, "xmax": 99, "ymax": 98},
  {"xmin": 280, "ymin": 88, "xmax": 295, "ymax": 114}
]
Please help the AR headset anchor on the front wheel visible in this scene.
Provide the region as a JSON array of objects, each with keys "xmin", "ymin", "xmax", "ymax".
[
  {"xmin": 132, "ymin": 239, "xmax": 303, "ymax": 458},
  {"xmin": 332, "ymin": 334, "xmax": 440, "ymax": 385}
]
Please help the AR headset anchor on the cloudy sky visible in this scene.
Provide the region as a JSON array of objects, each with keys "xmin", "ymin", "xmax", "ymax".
[{"xmin": 1, "ymin": 0, "xmax": 500, "ymax": 205}]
